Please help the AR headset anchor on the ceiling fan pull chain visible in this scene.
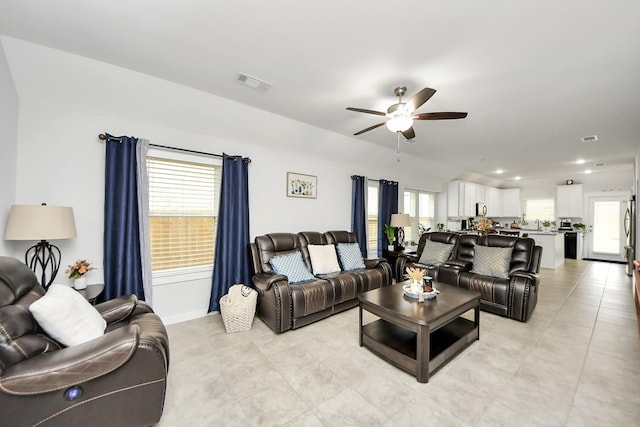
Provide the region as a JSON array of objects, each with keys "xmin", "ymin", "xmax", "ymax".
[{"xmin": 397, "ymin": 131, "xmax": 400, "ymax": 162}]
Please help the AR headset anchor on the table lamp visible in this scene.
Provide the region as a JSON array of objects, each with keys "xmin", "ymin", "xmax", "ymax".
[
  {"xmin": 4, "ymin": 204, "xmax": 77, "ymax": 289},
  {"xmin": 390, "ymin": 213, "xmax": 411, "ymax": 251}
]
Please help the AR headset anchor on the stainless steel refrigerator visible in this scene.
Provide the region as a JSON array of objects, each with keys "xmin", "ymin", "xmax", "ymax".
[{"xmin": 624, "ymin": 195, "xmax": 635, "ymax": 275}]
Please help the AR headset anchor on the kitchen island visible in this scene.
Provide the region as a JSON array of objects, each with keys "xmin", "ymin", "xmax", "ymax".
[{"xmin": 528, "ymin": 232, "xmax": 564, "ymax": 269}]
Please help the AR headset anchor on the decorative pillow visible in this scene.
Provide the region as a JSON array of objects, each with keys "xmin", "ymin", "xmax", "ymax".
[
  {"xmin": 336, "ymin": 243, "xmax": 366, "ymax": 271},
  {"xmin": 269, "ymin": 251, "xmax": 315, "ymax": 284},
  {"xmin": 308, "ymin": 244, "xmax": 341, "ymax": 275},
  {"xmin": 471, "ymin": 245, "xmax": 514, "ymax": 279},
  {"xmin": 29, "ymin": 284, "xmax": 107, "ymax": 347},
  {"xmin": 418, "ymin": 240, "xmax": 454, "ymax": 265}
]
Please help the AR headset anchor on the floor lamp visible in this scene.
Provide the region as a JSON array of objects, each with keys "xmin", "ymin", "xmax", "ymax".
[
  {"xmin": 391, "ymin": 213, "xmax": 411, "ymax": 251},
  {"xmin": 4, "ymin": 204, "xmax": 77, "ymax": 289}
]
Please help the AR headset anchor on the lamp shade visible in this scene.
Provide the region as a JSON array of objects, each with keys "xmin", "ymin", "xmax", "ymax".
[
  {"xmin": 390, "ymin": 213, "xmax": 411, "ymax": 227},
  {"xmin": 4, "ymin": 205, "xmax": 77, "ymax": 241}
]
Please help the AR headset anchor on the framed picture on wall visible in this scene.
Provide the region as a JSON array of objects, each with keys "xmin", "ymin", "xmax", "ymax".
[{"xmin": 287, "ymin": 172, "xmax": 317, "ymax": 199}]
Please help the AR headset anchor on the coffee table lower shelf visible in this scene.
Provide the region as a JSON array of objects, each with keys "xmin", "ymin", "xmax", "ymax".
[{"xmin": 361, "ymin": 317, "xmax": 478, "ymax": 381}]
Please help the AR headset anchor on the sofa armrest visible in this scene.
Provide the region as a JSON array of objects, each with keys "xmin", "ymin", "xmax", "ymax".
[
  {"xmin": 364, "ymin": 258, "xmax": 386, "ymax": 269},
  {"xmin": 253, "ymin": 272, "xmax": 288, "ymax": 292},
  {"xmin": 95, "ymin": 294, "xmax": 138, "ymax": 324},
  {"xmin": 442, "ymin": 259, "xmax": 472, "ymax": 271},
  {"xmin": 0, "ymin": 325, "xmax": 138, "ymax": 395},
  {"xmin": 511, "ymin": 270, "xmax": 539, "ymax": 285}
]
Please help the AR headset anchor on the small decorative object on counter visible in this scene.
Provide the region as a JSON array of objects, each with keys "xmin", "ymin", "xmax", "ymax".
[{"xmin": 66, "ymin": 259, "xmax": 96, "ymax": 290}]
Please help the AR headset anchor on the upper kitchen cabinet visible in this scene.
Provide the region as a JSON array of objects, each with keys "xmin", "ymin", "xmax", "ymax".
[
  {"xmin": 485, "ymin": 186, "xmax": 502, "ymax": 217},
  {"xmin": 556, "ymin": 184, "xmax": 584, "ymax": 218},
  {"xmin": 501, "ymin": 188, "xmax": 521, "ymax": 217},
  {"xmin": 447, "ymin": 181, "xmax": 477, "ymax": 217}
]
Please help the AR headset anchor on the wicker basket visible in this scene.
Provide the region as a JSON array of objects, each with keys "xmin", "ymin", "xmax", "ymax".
[{"xmin": 220, "ymin": 284, "xmax": 257, "ymax": 333}]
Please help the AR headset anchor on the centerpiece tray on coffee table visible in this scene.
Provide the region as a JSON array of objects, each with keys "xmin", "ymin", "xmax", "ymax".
[{"xmin": 402, "ymin": 283, "xmax": 438, "ymax": 300}]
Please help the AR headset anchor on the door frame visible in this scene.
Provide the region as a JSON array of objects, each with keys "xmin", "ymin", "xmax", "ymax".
[{"xmin": 584, "ymin": 191, "xmax": 630, "ymax": 261}]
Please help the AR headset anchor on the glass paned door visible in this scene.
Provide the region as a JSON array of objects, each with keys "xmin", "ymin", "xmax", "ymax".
[{"xmin": 586, "ymin": 195, "xmax": 627, "ymax": 261}]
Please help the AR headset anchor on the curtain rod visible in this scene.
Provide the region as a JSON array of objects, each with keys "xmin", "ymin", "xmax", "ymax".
[
  {"xmin": 98, "ymin": 133, "xmax": 251, "ymax": 163},
  {"xmin": 351, "ymin": 175, "xmax": 398, "ymax": 184}
]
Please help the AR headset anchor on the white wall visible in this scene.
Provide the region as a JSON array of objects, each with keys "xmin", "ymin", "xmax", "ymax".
[
  {"xmin": 5, "ymin": 36, "xmax": 635, "ymax": 323},
  {"xmin": 0, "ymin": 41, "xmax": 18, "ymax": 256},
  {"xmin": 3, "ymin": 37, "xmax": 451, "ymax": 323}
]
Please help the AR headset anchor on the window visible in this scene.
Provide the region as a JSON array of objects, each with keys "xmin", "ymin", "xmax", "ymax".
[
  {"xmin": 147, "ymin": 153, "xmax": 222, "ymax": 272},
  {"xmin": 525, "ymin": 199, "xmax": 555, "ymax": 222},
  {"xmin": 367, "ymin": 182, "xmax": 378, "ymax": 256},
  {"xmin": 403, "ymin": 189, "xmax": 435, "ymax": 243}
]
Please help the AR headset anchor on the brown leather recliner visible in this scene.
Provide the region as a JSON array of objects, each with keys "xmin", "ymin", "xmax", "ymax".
[
  {"xmin": 0, "ymin": 257, "xmax": 169, "ymax": 427},
  {"xmin": 395, "ymin": 232, "xmax": 460, "ymax": 281},
  {"xmin": 445, "ymin": 234, "xmax": 542, "ymax": 321},
  {"xmin": 250, "ymin": 231, "xmax": 392, "ymax": 333}
]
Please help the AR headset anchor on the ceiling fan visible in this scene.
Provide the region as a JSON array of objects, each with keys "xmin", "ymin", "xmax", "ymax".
[{"xmin": 346, "ymin": 86, "xmax": 468, "ymax": 141}]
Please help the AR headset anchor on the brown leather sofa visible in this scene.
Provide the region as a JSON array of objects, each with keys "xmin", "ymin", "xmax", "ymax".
[
  {"xmin": 397, "ymin": 232, "xmax": 542, "ymax": 322},
  {"xmin": 250, "ymin": 231, "xmax": 392, "ymax": 333},
  {"xmin": 0, "ymin": 257, "xmax": 169, "ymax": 427}
]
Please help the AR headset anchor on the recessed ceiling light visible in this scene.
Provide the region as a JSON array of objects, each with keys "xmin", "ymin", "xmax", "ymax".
[
  {"xmin": 584, "ymin": 169, "xmax": 592, "ymax": 174},
  {"xmin": 496, "ymin": 169, "xmax": 503, "ymax": 174},
  {"xmin": 576, "ymin": 159, "xmax": 585, "ymax": 165},
  {"xmin": 515, "ymin": 176, "xmax": 521, "ymax": 180}
]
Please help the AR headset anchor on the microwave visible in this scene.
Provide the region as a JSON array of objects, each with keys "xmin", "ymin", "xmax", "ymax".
[{"xmin": 476, "ymin": 203, "xmax": 488, "ymax": 217}]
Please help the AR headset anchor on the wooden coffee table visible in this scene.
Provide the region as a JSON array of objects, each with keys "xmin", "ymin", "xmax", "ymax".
[{"xmin": 358, "ymin": 281, "xmax": 481, "ymax": 383}]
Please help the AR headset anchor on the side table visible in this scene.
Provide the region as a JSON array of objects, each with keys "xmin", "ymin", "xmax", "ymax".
[
  {"xmin": 76, "ymin": 283, "xmax": 105, "ymax": 305},
  {"xmin": 383, "ymin": 249, "xmax": 417, "ymax": 280}
]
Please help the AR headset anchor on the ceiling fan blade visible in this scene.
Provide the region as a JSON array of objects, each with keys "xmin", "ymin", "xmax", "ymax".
[
  {"xmin": 354, "ymin": 122, "xmax": 386, "ymax": 135},
  {"xmin": 401, "ymin": 127, "xmax": 416, "ymax": 140},
  {"xmin": 346, "ymin": 107, "xmax": 386, "ymax": 116},
  {"xmin": 405, "ymin": 88, "xmax": 436, "ymax": 112},
  {"xmin": 412, "ymin": 112, "xmax": 468, "ymax": 120}
]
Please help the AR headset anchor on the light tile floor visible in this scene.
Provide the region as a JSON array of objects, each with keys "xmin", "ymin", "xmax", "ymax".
[{"xmin": 158, "ymin": 260, "xmax": 640, "ymax": 426}]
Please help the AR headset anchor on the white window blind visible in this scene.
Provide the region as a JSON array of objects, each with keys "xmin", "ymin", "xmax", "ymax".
[
  {"xmin": 147, "ymin": 155, "xmax": 222, "ymax": 272},
  {"xmin": 404, "ymin": 189, "xmax": 435, "ymax": 243}
]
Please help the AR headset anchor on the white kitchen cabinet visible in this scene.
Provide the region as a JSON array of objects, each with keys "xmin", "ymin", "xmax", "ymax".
[
  {"xmin": 485, "ymin": 186, "xmax": 502, "ymax": 217},
  {"xmin": 556, "ymin": 184, "xmax": 583, "ymax": 218},
  {"xmin": 475, "ymin": 185, "xmax": 486, "ymax": 204},
  {"xmin": 501, "ymin": 188, "xmax": 521, "ymax": 217},
  {"xmin": 447, "ymin": 181, "xmax": 477, "ymax": 217}
]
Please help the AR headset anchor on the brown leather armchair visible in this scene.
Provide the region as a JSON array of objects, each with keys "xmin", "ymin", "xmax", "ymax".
[
  {"xmin": 449, "ymin": 235, "xmax": 542, "ymax": 321},
  {"xmin": 395, "ymin": 232, "xmax": 460, "ymax": 281},
  {"xmin": 0, "ymin": 257, "xmax": 169, "ymax": 427}
]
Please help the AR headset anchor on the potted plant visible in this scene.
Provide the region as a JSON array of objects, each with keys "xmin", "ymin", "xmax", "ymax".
[
  {"xmin": 66, "ymin": 259, "xmax": 96, "ymax": 290},
  {"xmin": 437, "ymin": 223, "xmax": 444, "ymax": 232},
  {"xmin": 384, "ymin": 224, "xmax": 396, "ymax": 251},
  {"xmin": 573, "ymin": 223, "xmax": 586, "ymax": 231}
]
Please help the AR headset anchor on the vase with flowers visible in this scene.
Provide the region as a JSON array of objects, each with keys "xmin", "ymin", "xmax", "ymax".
[{"xmin": 66, "ymin": 259, "xmax": 96, "ymax": 290}]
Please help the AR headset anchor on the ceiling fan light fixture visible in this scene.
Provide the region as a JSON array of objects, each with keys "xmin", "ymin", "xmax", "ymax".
[{"xmin": 386, "ymin": 116, "xmax": 413, "ymax": 132}]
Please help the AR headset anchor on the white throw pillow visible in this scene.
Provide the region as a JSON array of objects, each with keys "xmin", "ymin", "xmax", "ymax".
[
  {"xmin": 29, "ymin": 284, "xmax": 107, "ymax": 347},
  {"xmin": 308, "ymin": 244, "xmax": 341, "ymax": 274}
]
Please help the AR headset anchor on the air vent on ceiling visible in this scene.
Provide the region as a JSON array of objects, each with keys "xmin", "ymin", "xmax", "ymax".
[
  {"xmin": 581, "ymin": 135, "xmax": 598, "ymax": 142},
  {"xmin": 235, "ymin": 73, "xmax": 272, "ymax": 92}
]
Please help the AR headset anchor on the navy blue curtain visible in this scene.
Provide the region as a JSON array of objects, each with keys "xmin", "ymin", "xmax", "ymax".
[
  {"xmin": 377, "ymin": 179, "xmax": 399, "ymax": 257},
  {"xmin": 209, "ymin": 154, "xmax": 251, "ymax": 312},
  {"xmin": 351, "ymin": 175, "xmax": 367, "ymax": 257},
  {"xmin": 103, "ymin": 134, "xmax": 145, "ymax": 301}
]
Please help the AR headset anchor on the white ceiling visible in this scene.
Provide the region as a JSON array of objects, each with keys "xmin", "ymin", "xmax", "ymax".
[{"xmin": 1, "ymin": 0, "xmax": 639, "ymax": 185}]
